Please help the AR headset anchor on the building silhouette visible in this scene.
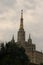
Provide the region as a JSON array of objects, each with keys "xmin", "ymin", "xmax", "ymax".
[{"xmin": 13, "ymin": 10, "xmax": 43, "ymax": 64}]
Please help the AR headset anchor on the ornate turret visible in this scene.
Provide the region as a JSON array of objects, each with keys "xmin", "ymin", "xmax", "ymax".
[
  {"xmin": 17, "ymin": 10, "xmax": 25, "ymax": 43},
  {"xmin": 28, "ymin": 34, "xmax": 32, "ymax": 44}
]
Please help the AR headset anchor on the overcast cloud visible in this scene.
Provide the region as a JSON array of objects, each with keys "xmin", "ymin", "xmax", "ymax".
[{"xmin": 0, "ymin": 0, "xmax": 43, "ymax": 51}]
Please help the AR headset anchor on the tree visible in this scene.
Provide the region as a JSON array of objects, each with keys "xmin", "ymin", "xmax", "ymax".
[{"xmin": 0, "ymin": 41, "xmax": 29, "ymax": 65}]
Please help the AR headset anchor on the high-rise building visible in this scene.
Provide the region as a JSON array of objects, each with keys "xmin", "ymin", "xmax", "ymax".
[{"xmin": 13, "ymin": 10, "xmax": 43, "ymax": 64}]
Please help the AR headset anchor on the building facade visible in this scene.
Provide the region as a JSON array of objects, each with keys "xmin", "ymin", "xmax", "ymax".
[{"xmin": 16, "ymin": 10, "xmax": 43, "ymax": 64}]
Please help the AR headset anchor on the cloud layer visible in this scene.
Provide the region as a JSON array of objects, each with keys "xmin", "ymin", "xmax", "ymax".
[{"xmin": 0, "ymin": 0, "xmax": 43, "ymax": 51}]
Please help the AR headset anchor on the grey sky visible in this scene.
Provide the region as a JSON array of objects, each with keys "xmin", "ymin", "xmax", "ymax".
[{"xmin": 0, "ymin": 0, "xmax": 43, "ymax": 51}]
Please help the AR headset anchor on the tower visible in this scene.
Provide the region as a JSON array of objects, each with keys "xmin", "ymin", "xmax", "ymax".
[
  {"xmin": 28, "ymin": 34, "xmax": 36, "ymax": 51},
  {"xmin": 28, "ymin": 34, "xmax": 32, "ymax": 44},
  {"xmin": 17, "ymin": 10, "xmax": 25, "ymax": 43}
]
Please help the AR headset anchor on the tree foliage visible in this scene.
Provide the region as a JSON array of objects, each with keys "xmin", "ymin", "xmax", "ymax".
[{"xmin": 0, "ymin": 41, "xmax": 29, "ymax": 65}]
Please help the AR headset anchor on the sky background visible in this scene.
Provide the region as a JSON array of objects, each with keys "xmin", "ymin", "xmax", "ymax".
[{"xmin": 0, "ymin": 0, "xmax": 43, "ymax": 51}]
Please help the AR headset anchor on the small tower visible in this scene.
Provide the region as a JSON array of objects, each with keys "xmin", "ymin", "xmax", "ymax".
[
  {"xmin": 17, "ymin": 10, "xmax": 25, "ymax": 43},
  {"xmin": 28, "ymin": 34, "xmax": 36, "ymax": 51},
  {"xmin": 28, "ymin": 34, "xmax": 32, "ymax": 44}
]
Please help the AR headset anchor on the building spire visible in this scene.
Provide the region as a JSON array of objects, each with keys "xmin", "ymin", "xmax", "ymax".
[
  {"xmin": 21, "ymin": 10, "xmax": 23, "ymax": 19},
  {"xmin": 29, "ymin": 34, "xmax": 31, "ymax": 39},
  {"xmin": 11, "ymin": 34, "xmax": 15, "ymax": 43},
  {"xmin": 17, "ymin": 10, "xmax": 25, "ymax": 42},
  {"xmin": 20, "ymin": 10, "xmax": 23, "ymax": 29},
  {"xmin": 28, "ymin": 34, "xmax": 32, "ymax": 44}
]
